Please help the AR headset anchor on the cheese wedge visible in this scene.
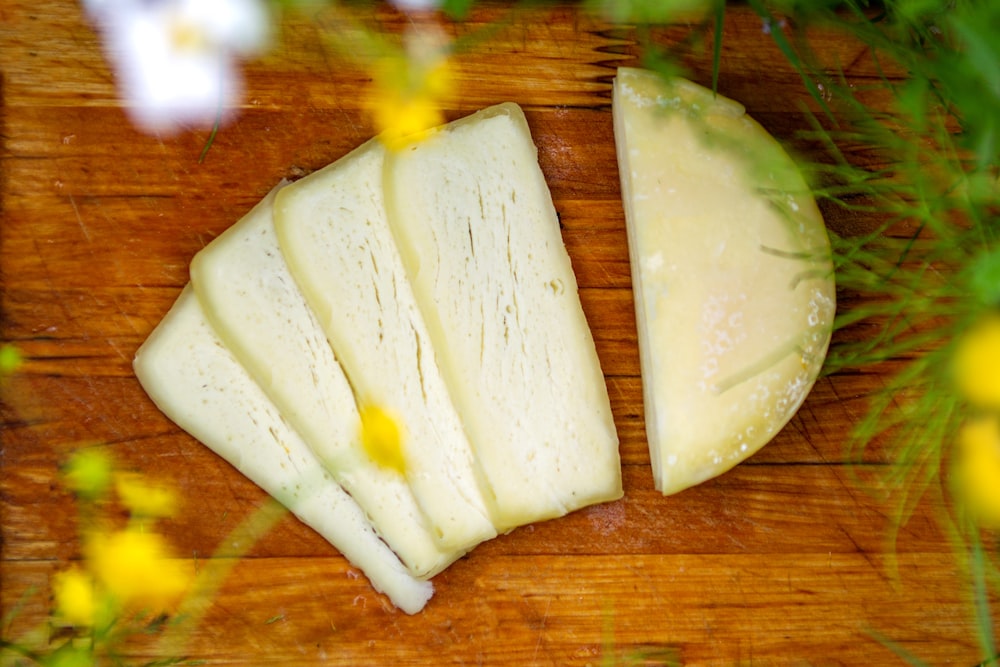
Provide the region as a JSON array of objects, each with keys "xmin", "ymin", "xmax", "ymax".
[
  {"xmin": 273, "ymin": 139, "xmax": 498, "ymax": 551},
  {"xmin": 383, "ymin": 103, "xmax": 623, "ymax": 530},
  {"xmin": 189, "ymin": 185, "xmax": 460, "ymax": 579},
  {"xmin": 612, "ymin": 68, "xmax": 836, "ymax": 494},
  {"xmin": 133, "ymin": 286, "xmax": 434, "ymax": 614}
]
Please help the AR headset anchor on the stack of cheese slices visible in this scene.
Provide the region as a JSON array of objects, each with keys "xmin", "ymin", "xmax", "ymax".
[{"xmin": 133, "ymin": 103, "xmax": 624, "ymax": 614}]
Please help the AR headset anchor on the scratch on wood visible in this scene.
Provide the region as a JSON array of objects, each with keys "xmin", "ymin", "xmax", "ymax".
[
  {"xmin": 67, "ymin": 193, "xmax": 91, "ymax": 243},
  {"xmin": 531, "ymin": 597, "xmax": 552, "ymax": 663}
]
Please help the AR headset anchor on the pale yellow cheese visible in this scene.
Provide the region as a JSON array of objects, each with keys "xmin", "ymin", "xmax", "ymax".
[
  {"xmin": 133, "ymin": 286, "xmax": 434, "ymax": 613},
  {"xmin": 189, "ymin": 185, "xmax": 461, "ymax": 579},
  {"xmin": 612, "ymin": 67, "xmax": 836, "ymax": 494},
  {"xmin": 273, "ymin": 139, "xmax": 498, "ymax": 551},
  {"xmin": 383, "ymin": 103, "xmax": 623, "ymax": 530}
]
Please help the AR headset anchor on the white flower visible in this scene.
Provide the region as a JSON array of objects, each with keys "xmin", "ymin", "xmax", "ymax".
[
  {"xmin": 389, "ymin": 0, "xmax": 443, "ymax": 12},
  {"xmin": 85, "ymin": 0, "xmax": 269, "ymax": 134}
]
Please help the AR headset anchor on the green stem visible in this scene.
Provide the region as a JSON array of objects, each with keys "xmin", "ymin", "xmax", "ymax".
[{"xmin": 0, "ymin": 638, "xmax": 47, "ymax": 664}]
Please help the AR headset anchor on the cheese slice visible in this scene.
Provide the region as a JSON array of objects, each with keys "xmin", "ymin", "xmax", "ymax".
[
  {"xmin": 383, "ymin": 103, "xmax": 623, "ymax": 530},
  {"xmin": 612, "ymin": 67, "xmax": 836, "ymax": 494},
  {"xmin": 273, "ymin": 139, "xmax": 498, "ymax": 551},
  {"xmin": 189, "ymin": 185, "xmax": 460, "ymax": 579},
  {"xmin": 133, "ymin": 286, "xmax": 434, "ymax": 614}
]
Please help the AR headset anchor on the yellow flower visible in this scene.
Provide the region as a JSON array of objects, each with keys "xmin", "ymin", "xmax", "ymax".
[
  {"xmin": 63, "ymin": 449, "xmax": 114, "ymax": 500},
  {"xmin": 953, "ymin": 312, "xmax": 1000, "ymax": 407},
  {"xmin": 952, "ymin": 415, "xmax": 1000, "ymax": 528},
  {"xmin": 359, "ymin": 403, "xmax": 407, "ymax": 475},
  {"xmin": 367, "ymin": 28, "xmax": 454, "ymax": 150},
  {"xmin": 52, "ymin": 566, "xmax": 96, "ymax": 627},
  {"xmin": 115, "ymin": 472, "xmax": 179, "ymax": 518},
  {"xmin": 371, "ymin": 87, "xmax": 447, "ymax": 150},
  {"xmin": 85, "ymin": 529, "xmax": 190, "ymax": 611}
]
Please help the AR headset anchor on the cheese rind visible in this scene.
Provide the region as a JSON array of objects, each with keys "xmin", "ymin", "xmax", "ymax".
[
  {"xmin": 133, "ymin": 286, "xmax": 434, "ymax": 614},
  {"xmin": 383, "ymin": 103, "xmax": 623, "ymax": 530},
  {"xmin": 273, "ymin": 139, "xmax": 498, "ymax": 551},
  {"xmin": 189, "ymin": 186, "xmax": 460, "ymax": 579},
  {"xmin": 612, "ymin": 68, "xmax": 836, "ymax": 495}
]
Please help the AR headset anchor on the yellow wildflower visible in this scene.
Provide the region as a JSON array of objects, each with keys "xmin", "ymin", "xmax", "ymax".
[
  {"xmin": 359, "ymin": 403, "xmax": 407, "ymax": 475},
  {"xmin": 52, "ymin": 566, "xmax": 96, "ymax": 627},
  {"xmin": 63, "ymin": 449, "xmax": 114, "ymax": 500},
  {"xmin": 953, "ymin": 312, "xmax": 1000, "ymax": 407},
  {"xmin": 367, "ymin": 28, "xmax": 454, "ymax": 150},
  {"xmin": 115, "ymin": 472, "xmax": 179, "ymax": 518},
  {"xmin": 952, "ymin": 415, "xmax": 1000, "ymax": 528},
  {"xmin": 85, "ymin": 529, "xmax": 190, "ymax": 611}
]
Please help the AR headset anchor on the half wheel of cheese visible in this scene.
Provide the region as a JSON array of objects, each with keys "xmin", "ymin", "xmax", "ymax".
[{"xmin": 613, "ymin": 67, "xmax": 836, "ymax": 495}]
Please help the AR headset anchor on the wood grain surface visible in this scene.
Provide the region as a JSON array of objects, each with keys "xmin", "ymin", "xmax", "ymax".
[{"xmin": 1, "ymin": 2, "xmax": 992, "ymax": 665}]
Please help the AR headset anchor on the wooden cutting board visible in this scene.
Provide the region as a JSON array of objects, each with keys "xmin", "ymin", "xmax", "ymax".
[{"xmin": 1, "ymin": 1, "xmax": 990, "ymax": 665}]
